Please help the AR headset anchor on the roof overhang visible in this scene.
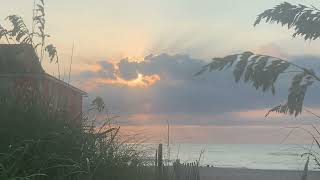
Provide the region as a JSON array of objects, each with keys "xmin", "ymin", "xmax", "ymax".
[{"xmin": 0, "ymin": 73, "xmax": 88, "ymax": 96}]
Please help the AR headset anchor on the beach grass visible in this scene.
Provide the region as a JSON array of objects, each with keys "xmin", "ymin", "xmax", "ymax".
[{"xmin": 0, "ymin": 95, "xmax": 154, "ymax": 180}]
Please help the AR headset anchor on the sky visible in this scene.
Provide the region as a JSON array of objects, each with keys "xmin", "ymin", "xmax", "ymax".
[{"xmin": 1, "ymin": 0, "xmax": 320, "ymax": 144}]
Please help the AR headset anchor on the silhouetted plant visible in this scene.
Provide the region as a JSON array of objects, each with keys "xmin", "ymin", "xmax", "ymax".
[
  {"xmin": 254, "ymin": 2, "xmax": 320, "ymax": 41},
  {"xmin": 197, "ymin": 1, "xmax": 320, "ymax": 177},
  {"xmin": 45, "ymin": 44, "xmax": 60, "ymax": 78},
  {"xmin": 91, "ymin": 97, "xmax": 105, "ymax": 113},
  {"xmin": 196, "ymin": 51, "xmax": 319, "ymax": 116},
  {"xmin": 0, "ymin": 0, "xmax": 60, "ymax": 77},
  {"xmin": 197, "ymin": 2, "xmax": 320, "ymax": 117},
  {"xmin": 0, "ymin": 25, "xmax": 9, "ymax": 43},
  {"xmin": 0, "ymin": 95, "xmax": 149, "ymax": 180},
  {"xmin": 6, "ymin": 15, "xmax": 33, "ymax": 45},
  {"xmin": 32, "ymin": 0, "xmax": 48, "ymax": 62}
]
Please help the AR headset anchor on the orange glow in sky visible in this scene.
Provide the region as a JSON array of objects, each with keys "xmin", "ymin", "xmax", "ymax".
[{"xmin": 95, "ymin": 73, "xmax": 160, "ymax": 88}]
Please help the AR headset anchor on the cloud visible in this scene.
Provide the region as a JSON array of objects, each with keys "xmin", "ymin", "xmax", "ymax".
[
  {"xmin": 255, "ymin": 43, "xmax": 289, "ymax": 59},
  {"xmin": 77, "ymin": 59, "xmax": 161, "ymax": 89},
  {"xmin": 94, "ymin": 73, "xmax": 160, "ymax": 88},
  {"xmin": 98, "ymin": 61, "xmax": 117, "ymax": 79},
  {"xmin": 74, "ymin": 53, "xmax": 320, "ymax": 129},
  {"xmin": 118, "ymin": 58, "xmax": 141, "ymax": 80},
  {"xmin": 78, "ymin": 61, "xmax": 115, "ymax": 79}
]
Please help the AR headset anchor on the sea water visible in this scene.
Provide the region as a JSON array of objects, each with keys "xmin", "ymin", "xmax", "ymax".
[{"xmin": 144, "ymin": 144, "xmax": 319, "ymax": 171}]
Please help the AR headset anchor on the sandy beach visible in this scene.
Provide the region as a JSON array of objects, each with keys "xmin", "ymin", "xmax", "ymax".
[{"xmin": 199, "ymin": 167, "xmax": 320, "ymax": 180}]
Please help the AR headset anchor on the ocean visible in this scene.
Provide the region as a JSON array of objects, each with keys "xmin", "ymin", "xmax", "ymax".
[{"xmin": 144, "ymin": 144, "xmax": 319, "ymax": 171}]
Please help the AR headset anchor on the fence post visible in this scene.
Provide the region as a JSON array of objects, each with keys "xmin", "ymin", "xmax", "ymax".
[
  {"xmin": 155, "ymin": 149, "xmax": 158, "ymax": 166},
  {"xmin": 157, "ymin": 144, "xmax": 163, "ymax": 179},
  {"xmin": 158, "ymin": 144, "xmax": 163, "ymax": 167}
]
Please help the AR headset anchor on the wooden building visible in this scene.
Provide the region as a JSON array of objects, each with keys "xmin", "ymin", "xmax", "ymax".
[{"xmin": 0, "ymin": 44, "xmax": 87, "ymax": 121}]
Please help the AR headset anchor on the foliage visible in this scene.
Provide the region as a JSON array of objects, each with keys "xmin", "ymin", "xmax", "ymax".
[
  {"xmin": 254, "ymin": 2, "xmax": 320, "ymax": 41},
  {"xmin": 45, "ymin": 44, "xmax": 58, "ymax": 63},
  {"xmin": 6, "ymin": 15, "xmax": 33, "ymax": 45},
  {"xmin": 0, "ymin": 0, "xmax": 59, "ymax": 76},
  {"xmin": 91, "ymin": 97, "xmax": 105, "ymax": 113},
  {"xmin": 0, "ymin": 25, "xmax": 9, "ymax": 43},
  {"xmin": 0, "ymin": 95, "xmax": 150, "ymax": 180},
  {"xmin": 196, "ymin": 51, "xmax": 320, "ymax": 116},
  {"xmin": 197, "ymin": 2, "xmax": 320, "ymax": 116},
  {"xmin": 301, "ymin": 156, "xmax": 310, "ymax": 180},
  {"xmin": 197, "ymin": 1, "xmax": 320, "ymax": 177},
  {"xmin": 32, "ymin": 0, "xmax": 50, "ymax": 62}
]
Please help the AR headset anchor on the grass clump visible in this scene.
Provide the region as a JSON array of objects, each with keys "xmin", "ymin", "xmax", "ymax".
[{"xmin": 0, "ymin": 95, "xmax": 150, "ymax": 180}]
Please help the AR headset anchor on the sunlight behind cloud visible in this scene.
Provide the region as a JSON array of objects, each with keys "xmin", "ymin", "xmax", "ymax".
[{"xmin": 94, "ymin": 73, "xmax": 160, "ymax": 88}]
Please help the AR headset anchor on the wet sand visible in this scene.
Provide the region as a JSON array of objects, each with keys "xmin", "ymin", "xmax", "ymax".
[{"xmin": 199, "ymin": 167, "xmax": 320, "ymax": 180}]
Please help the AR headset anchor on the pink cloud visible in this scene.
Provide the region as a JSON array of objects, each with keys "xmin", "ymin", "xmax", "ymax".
[{"xmin": 255, "ymin": 43, "xmax": 289, "ymax": 59}]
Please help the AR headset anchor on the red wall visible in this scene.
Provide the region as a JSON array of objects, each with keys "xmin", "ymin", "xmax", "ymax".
[{"xmin": 12, "ymin": 75, "xmax": 83, "ymax": 122}]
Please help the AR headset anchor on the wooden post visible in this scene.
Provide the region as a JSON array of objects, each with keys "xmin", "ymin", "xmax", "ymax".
[
  {"xmin": 155, "ymin": 149, "xmax": 158, "ymax": 166},
  {"xmin": 157, "ymin": 144, "xmax": 163, "ymax": 179},
  {"xmin": 157, "ymin": 144, "xmax": 163, "ymax": 167}
]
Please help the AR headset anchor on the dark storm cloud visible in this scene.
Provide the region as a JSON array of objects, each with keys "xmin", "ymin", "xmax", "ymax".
[{"xmin": 78, "ymin": 54, "xmax": 320, "ymax": 126}]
